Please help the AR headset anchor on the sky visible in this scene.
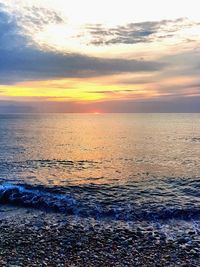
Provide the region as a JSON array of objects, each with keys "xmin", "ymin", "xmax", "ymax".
[{"xmin": 0, "ymin": 0, "xmax": 200, "ymax": 113}]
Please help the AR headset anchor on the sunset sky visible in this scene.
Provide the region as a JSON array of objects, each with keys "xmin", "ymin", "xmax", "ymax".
[{"xmin": 0, "ymin": 0, "xmax": 200, "ymax": 112}]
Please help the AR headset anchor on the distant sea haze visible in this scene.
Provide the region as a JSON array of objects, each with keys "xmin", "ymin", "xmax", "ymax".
[{"xmin": 2, "ymin": 98, "xmax": 200, "ymax": 113}]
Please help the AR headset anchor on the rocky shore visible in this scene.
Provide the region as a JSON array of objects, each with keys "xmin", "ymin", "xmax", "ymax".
[{"xmin": 0, "ymin": 207, "xmax": 199, "ymax": 266}]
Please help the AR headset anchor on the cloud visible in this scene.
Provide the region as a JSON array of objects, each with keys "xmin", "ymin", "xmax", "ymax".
[
  {"xmin": 0, "ymin": 48, "xmax": 165, "ymax": 84},
  {"xmin": 117, "ymin": 77, "xmax": 155, "ymax": 85},
  {"xmin": 85, "ymin": 89, "xmax": 139, "ymax": 94},
  {"xmin": 0, "ymin": 9, "xmax": 26, "ymax": 50},
  {"xmin": 0, "ymin": 7, "xmax": 165, "ymax": 85},
  {"xmin": 13, "ymin": 5, "xmax": 65, "ymax": 42},
  {"xmin": 21, "ymin": 6, "xmax": 64, "ymax": 26},
  {"xmin": 84, "ymin": 18, "xmax": 200, "ymax": 45},
  {"xmin": 155, "ymin": 81, "xmax": 200, "ymax": 98},
  {"xmin": 154, "ymin": 49, "xmax": 200, "ymax": 81}
]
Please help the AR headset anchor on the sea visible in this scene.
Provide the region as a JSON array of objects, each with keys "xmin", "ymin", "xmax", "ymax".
[{"xmin": 0, "ymin": 113, "xmax": 200, "ymax": 231}]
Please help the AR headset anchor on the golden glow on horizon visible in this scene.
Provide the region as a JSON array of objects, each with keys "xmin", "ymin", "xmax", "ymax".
[
  {"xmin": 1, "ymin": 73, "xmax": 200, "ymax": 102},
  {"xmin": 0, "ymin": 74, "xmax": 161, "ymax": 102}
]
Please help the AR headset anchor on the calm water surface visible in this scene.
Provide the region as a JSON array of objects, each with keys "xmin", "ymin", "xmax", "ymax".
[{"xmin": 0, "ymin": 114, "xmax": 199, "ymax": 222}]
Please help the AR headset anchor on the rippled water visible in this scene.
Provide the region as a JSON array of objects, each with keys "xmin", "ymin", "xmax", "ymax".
[{"xmin": 0, "ymin": 113, "xmax": 200, "ymax": 222}]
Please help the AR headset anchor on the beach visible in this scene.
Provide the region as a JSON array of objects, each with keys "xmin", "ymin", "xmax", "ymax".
[{"xmin": 0, "ymin": 206, "xmax": 199, "ymax": 266}]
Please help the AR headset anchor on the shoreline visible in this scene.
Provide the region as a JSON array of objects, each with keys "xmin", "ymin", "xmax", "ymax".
[{"xmin": 0, "ymin": 206, "xmax": 199, "ymax": 266}]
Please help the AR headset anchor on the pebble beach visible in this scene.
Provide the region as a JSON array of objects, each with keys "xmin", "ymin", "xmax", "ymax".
[{"xmin": 0, "ymin": 207, "xmax": 199, "ymax": 267}]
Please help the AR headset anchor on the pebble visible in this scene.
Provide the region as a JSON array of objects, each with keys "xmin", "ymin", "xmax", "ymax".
[{"xmin": 0, "ymin": 212, "xmax": 198, "ymax": 266}]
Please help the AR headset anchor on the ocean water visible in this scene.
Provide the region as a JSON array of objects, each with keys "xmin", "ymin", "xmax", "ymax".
[{"xmin": 0, "ymin": 113, "xmax": 200, "ymax": 223}]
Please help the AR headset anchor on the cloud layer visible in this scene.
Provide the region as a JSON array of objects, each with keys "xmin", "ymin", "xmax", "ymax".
[{"xmin": 0, "ymin": 7, "xmax": 165, "ymax": 84}]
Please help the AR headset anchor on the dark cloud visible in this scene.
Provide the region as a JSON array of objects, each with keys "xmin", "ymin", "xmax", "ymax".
[
  {"xmin": 85, "ymin": 89, "xmax": 139, "ymax": 94},
  {"xmin": 85, "ymin": 18, "xmax": 198, "ymax": 45},
  {"xmin": 0, "ymin": 48, "xmax": 165, "ymax": 84},
  {"xmin": 0, "ymin": 7, "xmax": 165, "ymax": 84},
  {"xmin": 0, "ymin": 10, "xmax": 26, "ymax": 50}
]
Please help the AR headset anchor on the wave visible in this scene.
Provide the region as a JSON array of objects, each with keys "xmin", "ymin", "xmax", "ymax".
[
  {"xmin": 0, "ymin": 183, "xmax": 199, "ymax": 222},
  {"xmin": 0, "ymin": 184, "xmax": 76, "ymax": 214}
]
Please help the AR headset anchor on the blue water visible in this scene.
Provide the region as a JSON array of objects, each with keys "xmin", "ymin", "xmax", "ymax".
[{"xmin": 0, "ymin": 113, "xmax": 200, "ymax": 222}]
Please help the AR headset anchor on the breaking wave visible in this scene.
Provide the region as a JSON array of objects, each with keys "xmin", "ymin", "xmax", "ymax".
[{"xmin": 0, "ymin": 183, "xmax": 199, "ymax": 222}]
